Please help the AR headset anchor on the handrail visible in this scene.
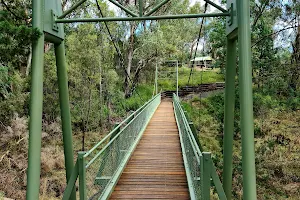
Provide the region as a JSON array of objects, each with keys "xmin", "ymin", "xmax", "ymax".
[
  {"xmin": 173, "ymin": 94, "xmax": 227, "ymax": 200},
  {"xmin": 83, "ymin": 94, "xmax": 161, "ymax": 199},
  {"xmin": 62, "ymin": 94, "xmax": 161, "ymax": 200},
  {"xmin": 85, "ymin": 93, "xmax": 160, "ymax": 167},
  {"xmin": 84, "ymin": 93, "xmax": 160, "ymax": 158}
]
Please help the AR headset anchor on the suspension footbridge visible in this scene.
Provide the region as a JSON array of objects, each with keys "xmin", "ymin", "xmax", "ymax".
[
  {"xmin": 26, "ymin": 0, "xmax": 257, "ymax": 199},
  {"xmin": 62, "ymin": 94, "xmax": 226, "ymax": 200}
]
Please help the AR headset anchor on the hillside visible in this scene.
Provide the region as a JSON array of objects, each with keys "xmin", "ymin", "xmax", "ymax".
[{"xmin": 182, "ymin": 91, "xmax": 300, "ymax": 199}]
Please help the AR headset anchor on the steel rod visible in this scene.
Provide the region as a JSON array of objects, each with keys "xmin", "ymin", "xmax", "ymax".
[
  {"xmin": 139, "ymin": 0, "xmax": 143, "ymax": 16},
  {"xmin": 58, "ymin": 0, "xmax": 88, "ymax": 19},
  {"xmin": 55, "ymin": 41, "xmax": 76, "ymax": 200},
  {"xmin": 145, "ymin": 0, "xmax": 171, "ymax": 16},
  {"xmin": 204, "ymin": 0, "xmax": 227, "ymax": 13},
  {"xmin": 26, "ymin": 0, "xmax": 44, "ymax": 199},
  {"xmin": 237, "ymin": 0, "xmax": 257, "ymax": 199},
  {"xmin": 201, "ymin": 153, "xmax": 211, "ymax": 200},
  {"xmin": 176, "ymin": 60, "xmax": 179, "ymax": 96},
  {"xmin": 222, "ymin": 37, "xmax": 237, "ymax": 200},
  {"xmin": 155, "ymin": 61, "xmax": 158, "ymax": 94},
  {"xmin": 78, "ymin": 152, "xmax": 87, "ymax": 199},
  {"xmin": 56, "ymin": 13, "xmax": 229, "ymax": 23},
  {"xmin": 108, "ymin": 0, "xmax": 138, "ymax": 17}
]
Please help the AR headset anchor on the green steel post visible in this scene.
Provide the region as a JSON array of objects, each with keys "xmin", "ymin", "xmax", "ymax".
[
  {"xmin": 222, "ymin": 38, "xmax": 237, "ymax": 200},
  {"xmin": 26, "ymin": 0, "xmax": 44, "ymax": 199},
  {"xmin": 155, "ymin": 61, "xmax": 158, "ymax": 94},
  {"xmin": 139, "ymin": 0, "xmax": 143, "ymax": 16},
  {"xmin": 237, "ymin": 0, "xmax": 257, "ymax": 199},
  {"xmin": 176, "ymin": 60, "xmax": 179, "ymax": 96},
  {"xmin": 201, "ymin": 152, "xmax": 211, "ymax": 200},
  {"xmin": 54, "ymin": 41, "xmax": 76, "ymax": 200},
  {"xmin": 62, "ymin": 160, "xmax": 79, "ymax": 200},
  {"xmin": 78, "ymin": 152, "xmax": 87, "ymax": 200}
]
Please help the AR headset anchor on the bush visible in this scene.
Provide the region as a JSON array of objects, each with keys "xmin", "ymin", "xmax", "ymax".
[
  {"xmin": 286, "ymin": 96, "xmax": 300, "ymax": 111},
  {"xmin": 253, "ymin": 93, "xmax": 279, "ymax": 112},
  {"xmin": 123, "ymin": 84, "xmax": 153, "ymax": 111}
]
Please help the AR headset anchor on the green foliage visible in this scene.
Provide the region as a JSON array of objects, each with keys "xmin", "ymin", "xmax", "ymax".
[
  {"xmin": 253, "ymin": 93, "xmax": 279, "ymax": 113},
  {"xmin": 123, "ymin": 84, "xmax": 153, "ymax": 111},
  {"xmin": 0, "ymin": 64, "xmax": 11, "ymax": 99},
  {"xmin": 0, "ymin": 6, "xmax": 39, "ymax": 126},
  {"xmin": 0, "ymin": 0, "xmax": 300, "ymax": 198},
  {"xmin": 158, "ymin": 66, "xmax": 224, "ymax": 90},
  {"xmin": 182, "ymin": 88, "xmax": 300, "ymax": 199},
  {"xmin": 207, "ymin": 18, "xmax": 226, "ymax": 69},
  {"xmin": 0, "ymin": 11, "xmax": 41, "ymax": 67},
  {"xmin": 0, "ymin": 69, "xmax": 29, "ymax": 125}
]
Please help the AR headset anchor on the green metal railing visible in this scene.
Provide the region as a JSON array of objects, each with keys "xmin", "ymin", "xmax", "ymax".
[
  {"xmin": 62, "ymin": 94, "xmax": 161, "ymax": 200},
  {"xmin": 173, "ymin": 94, "xmax": 227, "ymax": 200}
]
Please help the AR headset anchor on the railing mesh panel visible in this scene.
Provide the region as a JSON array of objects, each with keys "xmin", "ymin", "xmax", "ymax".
[
  {"xmin": 83, "ymin": 94, "xmax": 161, "ymax": 199},
  {"xmin": 173, "ymin": 94, "xmax": 202, "ymax": 200}
]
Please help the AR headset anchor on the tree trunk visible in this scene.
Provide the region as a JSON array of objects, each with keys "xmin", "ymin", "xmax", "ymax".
[
  {"xmin": 124, "ymin": 23, "xmax": 136, "ymax": 98},
  {"xmin": 99, "ymin": 66, "xmax": 103, "ymax": 127},
  {"xmin": 107, "ymin": 95, "xmax": 111, "ymax": 127},
  {"xmin": 289, "ymin": 19, "xmax": 300, "ymax": 94},
  {"xmin": 129, "ymin": 62, "xmax": 143, "ymax": 96},
  {"xmin": 82, "ymin": 87, "xmax": 92, "ymax": 151},
  {"xmin": 26, "ymin": 46, "xmax": 32, "ymax": 76}
]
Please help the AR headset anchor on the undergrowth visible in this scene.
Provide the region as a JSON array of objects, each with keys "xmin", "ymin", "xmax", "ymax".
[
  {"xmin": 182, "ymin": 90, "xmax": 300, "ymax": 199},
  {"xmin": 0, "ymin": 85, "xmax": 153, "ymax": 199}
]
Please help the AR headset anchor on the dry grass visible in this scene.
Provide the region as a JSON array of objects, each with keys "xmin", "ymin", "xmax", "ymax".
[
  {"xmin": 0, "ymin": 114, "xmax": 107, "ymax": 200},
  {"xmin": 183, "ymin": 97, "xmax": 300, "ymax": 199},
  {"xmin": 254, "ymin": 110, "xmax": 300, "ymax": 199}
]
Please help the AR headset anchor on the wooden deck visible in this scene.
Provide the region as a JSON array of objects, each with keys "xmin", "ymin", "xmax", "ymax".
[{"xmin": 109, "ymin": 101, "xmax": 190, "ymax": 199}]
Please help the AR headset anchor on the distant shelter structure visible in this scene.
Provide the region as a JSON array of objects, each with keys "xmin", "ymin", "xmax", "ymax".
[{"xmin": 190, "ymin": 56, "xmax": 213, "ymax": 68}]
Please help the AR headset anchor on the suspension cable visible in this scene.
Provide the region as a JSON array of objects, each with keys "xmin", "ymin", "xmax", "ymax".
[
  {"xmin": 199, "ymin": 16, "xmax": 206, "ymax": 101},
  {"xmin": 187, "ymin": 3, "xmax": 208, "ymax": 84},
  {"xmin": 95, "ymin": 0, "xmax": 144, "ymax": 101}
]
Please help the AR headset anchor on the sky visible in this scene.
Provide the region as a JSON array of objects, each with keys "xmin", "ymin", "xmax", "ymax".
[
  {"xmin": 105, "ymin": 0, "xmax": 295, "ymax": 50},
  {"xmin": 105, "ymin": 0, "xmax": 223, "ymax": 53},
  {"xmin": 107, "ymin": 0, "xmax": 223, "ymax": 14}
]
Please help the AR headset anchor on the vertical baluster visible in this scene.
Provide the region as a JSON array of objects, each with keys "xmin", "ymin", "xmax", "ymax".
[
  {"xmin": 78, "ymin": 152, "xmax": 87, "ymax": 200},
  {"xmin": 200, "ymin": 152, "xmax": 211, "ymax": 200}
]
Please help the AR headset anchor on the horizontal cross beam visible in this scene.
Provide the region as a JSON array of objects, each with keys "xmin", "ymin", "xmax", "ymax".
[
  {"xmin": 58, "ymin": 0, "xmax": 228, "ymax": 20},
  {"xmin": 56, "ymin": 12, "xmax": 230, "ymax": 23}
]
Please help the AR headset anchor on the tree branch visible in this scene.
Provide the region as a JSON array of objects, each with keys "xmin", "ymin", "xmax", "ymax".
[
  {"xmin": 252, "ymin": 25, "xmax": 299, "ymax": 48},
  {"xmin": 1, "ymin": 0, "xmax": 30, "ymax": 22},
  {"xmin": 252, "ymin": 0, "xmax": 270, "ymax": 29}
]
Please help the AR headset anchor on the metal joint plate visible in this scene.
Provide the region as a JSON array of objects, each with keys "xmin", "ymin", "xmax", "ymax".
[
  {"xmin": 44, "ymin": 0, "xmax": 64, "ymax": 43},
  {"xmin": 226, "ymin": 0, "xmax": 238, "ymax": 39}
]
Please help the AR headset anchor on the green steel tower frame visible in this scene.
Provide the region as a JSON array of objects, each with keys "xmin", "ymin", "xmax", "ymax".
[{"xmin": 27, "ymin": 0, "xmax": 257, "ymax": 199}]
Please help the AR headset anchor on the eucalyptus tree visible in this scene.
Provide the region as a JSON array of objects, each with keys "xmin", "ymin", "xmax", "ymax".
[
  {"xmin": 0, "ymin": 0, "xmax": 38, "ymax": 75},
  {"xmin": 206, "ymin": 0, "xmax": 300, "ymax": 96},
  {"xmin": 118, "ymin": 0, "xmax": 202, "ymax": 97}
]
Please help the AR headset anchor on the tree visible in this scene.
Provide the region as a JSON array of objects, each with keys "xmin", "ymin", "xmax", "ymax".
[{"xmin": 119, "ymin": 0, "xmax": 201, "ymax": 97}]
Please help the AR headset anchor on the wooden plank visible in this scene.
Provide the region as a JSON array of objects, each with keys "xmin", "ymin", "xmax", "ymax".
[{"xmin": 109, "ymin": 101, "xmax": 190, "ymax": 199}]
